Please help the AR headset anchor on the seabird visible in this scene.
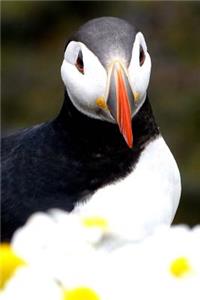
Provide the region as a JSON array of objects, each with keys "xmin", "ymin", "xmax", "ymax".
[{"xmin": 1, "ymin": 17, "xmax": 181, "ymax": 241}]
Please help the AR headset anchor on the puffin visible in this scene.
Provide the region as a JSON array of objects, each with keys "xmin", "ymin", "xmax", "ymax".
[{"xmin": 1, "ymin": 17, "xmax": 181, "ymax": 242}]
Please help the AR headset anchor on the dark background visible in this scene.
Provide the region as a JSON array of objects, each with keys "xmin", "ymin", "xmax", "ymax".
[{"xmin": 1, "ymin": 1, "xmax": 200, "ymax": 224}]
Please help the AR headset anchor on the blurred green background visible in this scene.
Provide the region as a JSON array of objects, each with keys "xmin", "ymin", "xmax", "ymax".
[{"xmin": 1, "ymin": 1, "xmax": 200, "ymax": 224}]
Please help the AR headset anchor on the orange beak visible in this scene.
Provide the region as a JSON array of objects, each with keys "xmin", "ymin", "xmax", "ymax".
[{"xmin": 107, "ymin": 62, "xmax": 135, "ymax": 148}]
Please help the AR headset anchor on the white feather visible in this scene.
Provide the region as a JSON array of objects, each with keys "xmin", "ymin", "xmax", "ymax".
[
  {"xmin": 61, "ymin": 42, "xmax": 108, "ymax": 120},
  {"xmin": 75, "ymin": 136, "xmax": 181, "ymax": 241},
  {"xmin": 128, "ymin": 32, "xmax": 151, "ymax": 106}
]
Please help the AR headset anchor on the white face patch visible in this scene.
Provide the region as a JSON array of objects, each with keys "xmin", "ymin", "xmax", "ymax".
[
  {"xmin": 61, "ymin": 41, "xmax": 112, "ymax": 121},
  {"xmin": 128, "ymin": 32, "xmax": 151, "ymax": 109},
  {"xmin": 61, "ymin": 33, "xmax": 152, "ymax": 122}
]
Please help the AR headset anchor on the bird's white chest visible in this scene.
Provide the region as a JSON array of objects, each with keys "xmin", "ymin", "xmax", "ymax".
[{"xmin": 75, "ymin": 136, "xmax": 181, "ymax": 240}]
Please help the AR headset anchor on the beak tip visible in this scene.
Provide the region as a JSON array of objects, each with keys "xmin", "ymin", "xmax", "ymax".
[
  {"xmin": 121, "ymin": 130, "xmax": 133, "ymax": 148},
  {"xmin": 127, "ymin": 138, "xmax": 133, "ymax": 149}
]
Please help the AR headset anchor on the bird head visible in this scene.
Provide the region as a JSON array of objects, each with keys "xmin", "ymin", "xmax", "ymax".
[{"xmin": 61, "ymin": 17, "xmax": 151, "ymax": 148}]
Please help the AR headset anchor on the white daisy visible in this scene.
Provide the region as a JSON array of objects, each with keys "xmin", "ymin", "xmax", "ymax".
[
  {"xmin": 0, "ymin": 267, "xmax": 62, "ymax": 300},
  {"xmin": 109, "ymin": 225, "xmax": 200, "ymax": 300}
]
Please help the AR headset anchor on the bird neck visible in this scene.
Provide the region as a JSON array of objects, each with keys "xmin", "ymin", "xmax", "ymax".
[{"xmin": 53, "ymin": 90, "xmax": 159, "ymax": 158}]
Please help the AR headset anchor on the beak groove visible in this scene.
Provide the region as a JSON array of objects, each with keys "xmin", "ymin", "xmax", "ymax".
[
  {"xmin": 107, "ymin": 62, "xmax": 134, "ymax": 148},
  {"xmin": 116, "ymin": 66, "xmax": 133, "ymax": 148}
]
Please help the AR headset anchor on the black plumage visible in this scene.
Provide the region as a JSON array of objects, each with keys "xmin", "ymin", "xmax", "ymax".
[
  {"xmin": 1, "ymin": 94, "xmax": 158, "ymax": 241},
  {"xmin": 1, "ymin": 17, "xmax": 159, "ymax": 241}
]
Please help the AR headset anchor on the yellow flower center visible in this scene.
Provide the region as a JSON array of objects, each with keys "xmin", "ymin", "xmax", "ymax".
[
  {"xmin": 0, "ymin": 243, "xmax": 26, "ymax": 289},
  {"xmin": 82, "ymin": 217, "xmax": 108, "ymax": 231},
  {"xmin": 63, "ymin": 286, "xmax": 100, "ymax": 300},
  {"xmin": 169, "ymin": 256, "xmax": 192, "ymax": 278}
]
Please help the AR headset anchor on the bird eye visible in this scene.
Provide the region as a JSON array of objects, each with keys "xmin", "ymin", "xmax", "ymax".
[
  {"xmin": 75, "ymin": 50, "xmax": 84, "ymax": 74},
  {"xmin": 139, "ymin": 46, "xmax": 145, "ymax": 66}
]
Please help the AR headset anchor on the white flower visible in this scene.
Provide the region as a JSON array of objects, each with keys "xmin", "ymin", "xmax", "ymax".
[
  {"xmin": 0, "ymin": 242, "xmax": 108, "ymax": 300},
  {"xmin": 56, "ymin": 253, "xmax": 109, "ymax": 300},
  {"xmin": 5, "ymin": 211, "xmax": 200, "ymax": 300},
  {"xmin": 109, "ymin": 225, "xmax": 200, "ymax": 300},
  {"xmin": 147, "ymin": 225, "xmax": 200, "ymax": 300},
  {"xmin": 11, "ymin": 211, "xmax": 93, "ymax": 260},
  {"xmin": 11, "ymin": 209, "xmax": 127, "ymax": 261},
  {"xmin": 10, "ymin": 210, "xmax": 122, "ymax": 298},
  {"xmin": 50, "ymin": 209, "xmax": 109, "ymax": 246},
  {"xmin": 0, "ymin": 267, "xmax": 62, "ymax": 300}
]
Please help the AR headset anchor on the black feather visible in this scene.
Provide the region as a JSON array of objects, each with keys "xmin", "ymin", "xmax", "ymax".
[
  {"xmin": 1, "ymin": 17, "xmax": 159, "ymax": 241},
  {"xmin": 1, "ymin": 93, "xmax": 159, "ymax": 241}
]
